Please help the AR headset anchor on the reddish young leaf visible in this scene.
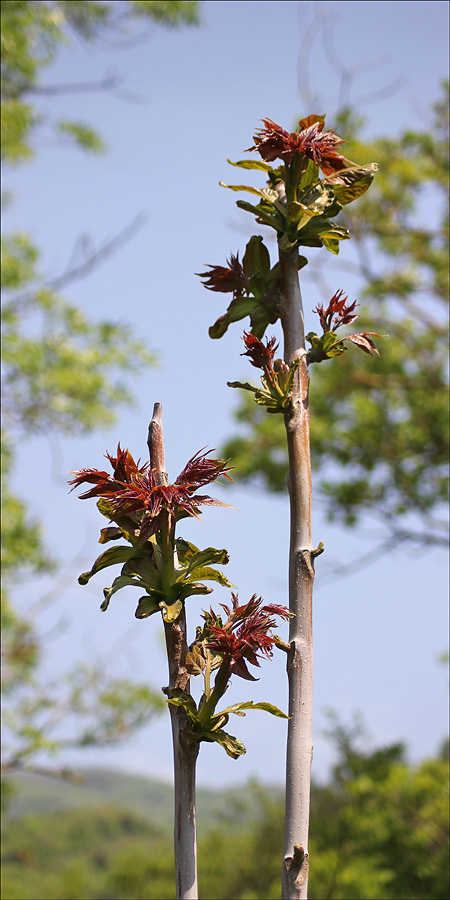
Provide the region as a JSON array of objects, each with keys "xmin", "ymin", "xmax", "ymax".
[
  {"xmin": 70, "ymin": 448, "xmax": 234, "ymax": 540},
  {"xmin": 203, "ymin": 593, "xmax": 291, "ymax": 680},
  {"xmin": 341, "ymin": 332, "xmax": 384, "ymax": 355},
  {"xmin": 314, "ymin": 289, "xmax": 359, "ymax": 332},
  {"xmin": 247, "ymin": 116, "xmax": 352, "ymax": 173},
  {"xmin": 197, "ymin": 253, "xmax": 249, "ymax": 296}
]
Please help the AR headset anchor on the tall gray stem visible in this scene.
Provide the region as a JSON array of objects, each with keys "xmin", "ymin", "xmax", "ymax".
[
  {"xmin": 278, "ymin": 250, "xmax": 316, "ymax": 900},
  {"xmin": 148, "ymin": 403, "xmax": 199, "ymax": 900}
]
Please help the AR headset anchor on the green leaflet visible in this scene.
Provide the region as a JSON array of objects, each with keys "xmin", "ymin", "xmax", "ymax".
[
  {"xmin": 175, "ymin": 538, "xmax": 199, "ymax": 565},
  {"xmin": 166, "ymin": 689, "xmax": 198, "ymax": 718},
  {"xmin": 226, "ymin": 157, "xmax": 274, "ymax": 173},
  {"xmin": 184, "ymin": 546, "xmax": 230, "ymax": 572},
  {"xmin": 185, "ymin": 644, "xmax": 206, "ymax": 675},
  {"xmin": 122, "ymin": 554, "xmax": 162, "ymax": 592},
  {"xmin": 216, "ymin": 700, "xmax": 288, "ymax": 719},
  {"xmin": 176, "ymin": 582, "xmax": 213, "ymax": 601},
  {"xmin": 242, "ymin": 235, "xmax": 271, "ymax": 279},
  {"xmin": 227, "ymin": 380, "xmax": 257, "ymax": 393},
  {"xmin": 98, "ymin": 526, "xmax": 123, "ymax": 544},
  {"xmin": 198, "ymin": 728, "xmax": 247, "ymax": 759},
  {"xmin": 160, "ymin": 600, "xmax": 183, "ymax": 623},
  {"xmin": 219, "ymin": 182, "xmax": 272, "ymax": 199},
  {"xmin": 321, "ymin": 163, "xmax": 379, "ymax": 206},
  {"xmin": 306, "ymin": 330, "xmax": 346, "ymax": 363},
  {"xmin": 183, "ymin": 566, "xmax": 236, "ymax": 589},
  {"xmin": 236, "ymin": 199, "xmax": 285, "ymax": 232},
  {"xmin": 78, "ymin": 545, "xmax": 137, "ymax": 585},
  {"xmin": 135, "ymin": 594, "xmax": 162, "ymax": 619},
  {"xmin": 298, "ymin": 218, "xmax": 350, "ymax": 252},
  {"xmin": 100, "ymin": 575, "xmax": 145, "ymax": 612},
  {"xmin": 209, "ymin": 288, "xmax": 279, "ymax": 341},
  {"xmin": 209, "ymin": 295, "xmax": 260, "ymax": 339},
  {"xmin": 96, "ymin": 498, "xmax": 139, "ymax": 541}
]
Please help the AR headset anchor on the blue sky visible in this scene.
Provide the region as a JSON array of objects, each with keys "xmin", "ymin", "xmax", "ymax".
[{"xmin": 4, "ymin": 0, "xmax": 449, "ymax": 788}]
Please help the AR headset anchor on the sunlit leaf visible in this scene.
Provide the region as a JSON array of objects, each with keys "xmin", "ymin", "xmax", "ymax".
[
  {"xmin": 226, "ymin": 157, "xmax": 274, "ymax": 173},
  {"xmin": 78, "ymin": 546, "xmax": 137, "ymax": 585},
  {"xmin": 160, "ymin": 599, "xmax": 183, "ymax": 623},
  {"xmin": 185, "ymin": 566, "xmax": 236, "ymax": 588},
  {"xmin": 217, "ymin": 700, "xmax": 288, "ymax": 719}
]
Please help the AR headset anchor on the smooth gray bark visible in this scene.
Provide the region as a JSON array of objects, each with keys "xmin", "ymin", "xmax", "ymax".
[{"xmin": 278, "ymin": 250, "xmax": 316, "ymax": 900}]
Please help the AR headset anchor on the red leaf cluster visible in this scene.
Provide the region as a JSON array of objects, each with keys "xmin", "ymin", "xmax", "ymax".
[
  {"xmin": 248, "ymin": 115, "xmax": 351, "ymax": 174},
  {"xmin": 314, "ymin": 289, "xmax": 359, "ymax": 332},
  {"xmin": 241, "ymin": 331, "xmax": 278, "ymax": 371},
  {"xmin": 204, "ymin": 593, "xmax": 291, "ymax": 681},
  {"xmin": 69, "ymin": 447, "xmax": 232, "ymax": 541},
  {"xmin": 197, "ymin": 253, "xmax": 249, "ymax": 297}
]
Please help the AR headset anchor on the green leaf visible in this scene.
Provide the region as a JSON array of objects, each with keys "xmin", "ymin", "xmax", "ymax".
[
  {"xmin": 321, "ymin": 163, "xmax": 380, "ymax": 205},
  {"xmin": 166, "ymin": 689, "xmax": 198, "ymax": 719},
  {"xmin": 320, "ymin": 236, "xmax": 341, "ymax": 254},
  {"xmin": 100, "ymin": 575, "xmax": 145, "ymax": 612},
  {"xmin": 297, "ymin": 217, "xmax": 351, "ymax": 252},
  {"xmin": 243, "ymin": 236, "xmax": 271, "ymax": 280},
  {"xmin": 236, "ymin": 199, "xmax": 285, "ymax": 233},
  {"xmin": 183, "ymin": 547, "xmax": 230, "ymax": 574},
  {"xmin": 219, "ymin": 181, "xmax": 270, "ymax": 198},
  {"xmin": 209, "ymin": 295, "xmax": 259, "ymax": 340},
  {"xmin": 96, "ymin": 499, "xmax": 139, "ymax": 539},
  {"xmin": 227, "ymin": 158, "xmax": 274, "ymax": 173},
  {"xmin": 176, "ymin": 582, "xmax": 213, "ymax": 601},
  {"xmin": 175, "ymin": 538, "xmax": 199, "ymax": 565},
  {"xmin": 160, "ymin": 599, "xmax": 183, "ymax": 623},
  {"xmin": 122, "ymin": 554, "xmax": 162, "ymax": 592},
  {"xmin": 98, "ymin": 526, "xmax": 123, "ymax": 544},
  {"xmin": 321, "ymin": 331, "xmax": 339, "ymax": 351},
  {"xmin": 184, "ymin": 566, "xmax": 236, "ymax": 588},
  {"xmin": 135, "ymin": 594, "xmax": 161, "ymax": 619},
  {"xmin": 227, "ymin": 380, "xmax": 258, "ymax": 394},
  {"xmin": 199, "ymin": 728, "xmax": 247, "ymax": 759},
  {"xmin": 288, "ymin": 185, "xmax": 334, "ymax": 227},
  {"xmin": 217, "ymin": 700, "xmax": 289, "ymax": 719},
  {"xmin": 78, "ymin": 546, "xmax": 137, "ymax": 586}
]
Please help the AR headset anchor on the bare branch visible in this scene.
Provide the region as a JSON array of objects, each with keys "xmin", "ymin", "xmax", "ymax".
[{"xmin": 4, "ymin": 214, "xmax": 148, "ymax": 312}]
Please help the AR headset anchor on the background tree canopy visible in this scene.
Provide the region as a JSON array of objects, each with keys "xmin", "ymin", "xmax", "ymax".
[
  {"xmin": 221, "ymin": 85, "xmax": 449, "ymax": 552},
  {"xmin": 1, "ymin": 0, "xmax": 199, "ymax": 781},
  {"xmin": 2, "ymin": 720, "xmax": 448, "ymax": 899}
]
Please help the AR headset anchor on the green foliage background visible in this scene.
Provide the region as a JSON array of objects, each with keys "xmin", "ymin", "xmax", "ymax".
[
  {"xmin": 2, "ymin": 726, "xmax": 448, "ymax": 900},
  {"xmin": 1, "ymin": 0, "xmax": 198, "ymax": 781}
]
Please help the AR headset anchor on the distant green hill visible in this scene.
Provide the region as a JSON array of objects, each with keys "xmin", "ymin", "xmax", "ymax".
[{"xmin": 5, "ymin": 768, "xmax": 283, "ymax": 837}]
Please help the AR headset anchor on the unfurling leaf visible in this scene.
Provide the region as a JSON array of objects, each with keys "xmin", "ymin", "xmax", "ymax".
[{"xmin": 340, "ymin": 332, "xmax": 386, "ymax": 355}]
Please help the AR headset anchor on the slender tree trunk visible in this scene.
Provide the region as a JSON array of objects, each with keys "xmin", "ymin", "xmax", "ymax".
[
  {"xmin": 148, "ymin": 404, "xmax": 199, "ymax": 900},
  {"xmin": 164, "ymin": 611, "xmax": 199, "ymax": 900},
  {"xmin": 278, "ymin": 249, "xmax": 317, "ymax": 900}
]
